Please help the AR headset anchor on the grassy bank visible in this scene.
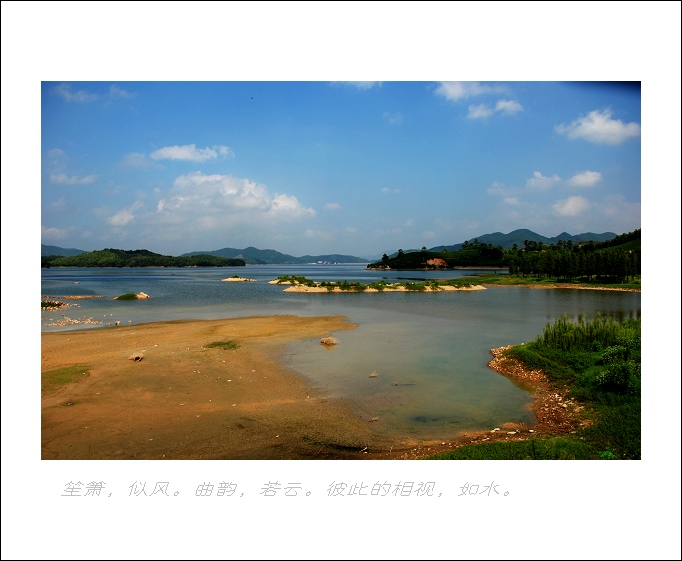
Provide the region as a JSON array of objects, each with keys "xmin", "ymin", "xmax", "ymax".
[
  {"xmin": 468, "ymin": 272, "xmax": 641, "ymax": 290},
  {"xmin": 426, "ymin": 314, "xmax": 641, "ymax": 460}
]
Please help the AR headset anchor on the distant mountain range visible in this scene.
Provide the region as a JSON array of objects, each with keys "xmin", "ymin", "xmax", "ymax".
[
  {"xmin": 428, "ymin": 229, "xmax": 617, "ymax": 252},
  {"xmin": 41, "ymin": 229, "xmax": 619, "ymax": 263},
  {"xmin": 181, "ymin": 247, "xmax": 370, "ymax": 265},
  {"xmin": 41, "ymin": 244, "xmax": 88, "ymax": 257}
]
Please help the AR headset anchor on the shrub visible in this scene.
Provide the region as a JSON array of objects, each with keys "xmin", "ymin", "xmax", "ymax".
[{"xmin": 206, "ymin": 340, "xmax": 239, "ymax": 350}]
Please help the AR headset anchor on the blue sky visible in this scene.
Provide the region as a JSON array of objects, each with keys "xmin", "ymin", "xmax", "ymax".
[{"xmin": 41, "ymin": 80, "xmax": 642, "ymax": 258}]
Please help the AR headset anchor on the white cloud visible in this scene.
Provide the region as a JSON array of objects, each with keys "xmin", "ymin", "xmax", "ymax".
[
  {"xmin": 468, "ymin": 100, "xmax": 523, "ymax": 119},
  {"xmin": 108, "ymin": 201, "xmax": 144, "ymax": 226},
  {"xmin": 41, "ymin": 225, "xmax": 68, "ymax": 240},
  {"xmin": 160, "ymin": 172, "xmax": 315, "ymax": 222},
  {"xmin": 503, "ymin": 197, "xmax": 520, "ymax": 205},
  {"xmin": 269, "ymin": 194, "xmax": 316, "ymax": 218},
  {"xmin": 468, "ymin": 104, "xmax": 494, "ymax": 119},
  {"xmin": 383, "ymin": 111, "xmax": 403, "ymax": 125},
  {"xmin": 495, "ymin": 99, "xmax": 523, "ymax": 115},
  {"xmin": 568, "ymin": 170, "xmax": 602, "ymax": 187},
  {"xmin": 555, "ymin": 108, "xmax": 640, "ymax": 144},
  {"xmin": 526, "ymin": 171, "xmax": 561, "ymax": 191},
  {"xmin": 324, "ymin": 202, "xmax": 342, "ymax": 210},
  {"xmin": 149, "ymin": 144, "xmax": 234, "ymax": 162},
  {"xmin": 421, "ymin": 230, "xmax": 436, "ymax": 239},
  {"xmin": 404, "ymin": 218, "xmax": 416, "ymax": 227},
  {"xmin": 381, "ymin": 187, "xmax": 400, "ymax": 194},
  {"xmin": 53, "ymin": 83, "xmax": 99, "ymax": 102},
  {"xmin": 552, "ymin": 195, "xmax": 590, "ymax": 216},
  {"xmin": 50, "ymin": 173, "xmax": 97, "ymax": 185},
  {"xmin": 435, "ymin": 81, "xmax": 508, "ymax": 102}
]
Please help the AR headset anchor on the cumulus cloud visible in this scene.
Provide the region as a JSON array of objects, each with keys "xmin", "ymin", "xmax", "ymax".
[
  {"xmin": 324, "ymin": 202, "xmax": 342, "ymax": 210},
  {"xmin": 526, "ymin": 171, "xmax": 561, "ymax": 191},
  {"xmin": 568, "ymin": 170, "xmax": 602, "ymax": 187},
  {"xmin": 552, "ymin": 196, "xmax": 590, "ymax": 216},
  {"xmin": 50, "ymin": 173, "xmax": 97, "ymax": 185},
  {"xmin": 503, "ymin": 197, "xmax": 520, "ymax": 205},
  {"xmin": 495, "ymin": 99, "xmax": 523, "ymax": 115},
  {"xmin": 41, "ymin": 225, "xmax": 68, "ymax": 240},
  {"xmin": 435, "ymin": 81, "xmax": 508, "ymax": 102},
  {"xmin": 555, "ymin": 108, "xmax": 640, "ymax": 144},
  {"xmin": 160, "ymin": 172, "xmax": 315, "ymax": 222},
  {"xmin": 381, "ymin": 187, "xmax": 400, "ymax": 194},
  {"xmin": 383, "ymin": 111, "xmax": 403, "ymax": 124},
  {"xmin": 53, "ymin": 83, "xmax": 99, "ymax": 102},
  {"xmin": 149, "ymin": 144, "xmax": 234, "ymax": 162},
  {"xmin": 108, "ymin": 201, "xmax": 144, "ymax": 226}
]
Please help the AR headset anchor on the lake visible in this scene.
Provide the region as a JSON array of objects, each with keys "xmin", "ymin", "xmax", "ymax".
[{"xmin": 41, "ymin": 264, "xmax": 641, "ymax": 441}]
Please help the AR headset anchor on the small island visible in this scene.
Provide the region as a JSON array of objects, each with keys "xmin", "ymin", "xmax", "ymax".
[
  {"xmin": 269, "ymin": 275, "xmax": 485, "ymax": 293},
  {"xmin": 221, "ymin": 275, "xmax": 257, "ymax": 282},
  {"xmin": 114, "ymin": 292, "xmax": 151, "ymax": 300}
]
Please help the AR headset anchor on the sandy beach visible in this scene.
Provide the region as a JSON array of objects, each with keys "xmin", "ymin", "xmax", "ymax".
[{"xmin": 42, "ymin": 315, "xmax": 401, "ymax": 460}]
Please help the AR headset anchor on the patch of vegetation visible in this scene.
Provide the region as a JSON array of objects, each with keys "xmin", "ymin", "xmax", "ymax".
[
  {"xmin": 274, "ymin": 275, "xmax": 317, "ymax": 286},
  {"xmin": 424, "ymin": 314, "xmax": 641, "ymax": 460},
  {"xmin": 206, "ymin": 340, "xmax": 240, "ymax": 350},
  {"xmin": 427, "ymin": 437, "xmax": 597, "ymax": 460},
  {"xmin": 42, "ymin": 365, "xmax": 90, "ymax": 394},
  {"xmin": 114, "ymin": 293, "xmax": 138, "ymax": 300},
  {"xmin": 41, "ymin": 300, "xmax": 66, "ymax": 309}
]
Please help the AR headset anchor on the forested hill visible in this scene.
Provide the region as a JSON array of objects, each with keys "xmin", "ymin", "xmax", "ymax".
[
  {"xmin": 42, "ymin": 248, "xmax": 245, "ymax": 268},
  {"xmin": 430, "ymin": 229, "xmax": 617, "ymax": 252},
  {"xmin": 369, "ymin": 229, "xmax": 640, "ymax": 284}
]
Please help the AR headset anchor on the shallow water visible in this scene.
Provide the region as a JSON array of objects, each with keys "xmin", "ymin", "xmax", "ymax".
[{"xmin": 42, "ymin": 265, "xmax": 641, "ymax": 441}]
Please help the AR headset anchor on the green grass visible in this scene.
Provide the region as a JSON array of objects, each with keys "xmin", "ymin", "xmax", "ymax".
[
  {"xmin": 206, "ymin": 340, "xmax": 240, "ymax": 350},
  {"xmin": 424, "ymin": 315, "xmax": 641, "ymax": 460},
  {"xmin": 427, "ymin": 437, "xmax": 597, "ymax": 460},
  {"xmin": 114, "ymin": 293, "xmax": 138, "ymax": 300},
  {"xmin": 469, "ymin": 273, "xmax": 641, "ymax": 290},
  {"xmin": 42, "ymin": 365, "xmax": 90, "ymax": 394}
]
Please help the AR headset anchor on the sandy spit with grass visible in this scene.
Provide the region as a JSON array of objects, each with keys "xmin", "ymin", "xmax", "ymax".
[{"xmin": 281, "ymin": 284, "xmax": 486, "ymax": 293}]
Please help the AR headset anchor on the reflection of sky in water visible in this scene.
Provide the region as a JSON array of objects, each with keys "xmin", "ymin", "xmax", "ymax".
[{"xmin": 42, "ymin": 265, "xmax": 641, "ymax": 440}]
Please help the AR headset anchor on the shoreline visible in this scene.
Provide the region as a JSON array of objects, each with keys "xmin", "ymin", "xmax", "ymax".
[{"xmin": 395, "ymin": 345, "xmax": 588, "ymax": 459}]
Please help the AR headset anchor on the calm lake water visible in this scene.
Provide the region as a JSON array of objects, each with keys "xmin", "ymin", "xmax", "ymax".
[{"xmin": 41, "ymin": 265, "xmax": 641, "ymax": 442}]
